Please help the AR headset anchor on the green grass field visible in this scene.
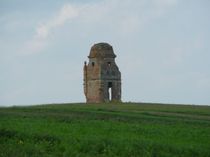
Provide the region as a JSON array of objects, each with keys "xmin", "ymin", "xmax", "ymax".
[{"xmin": 0, "ymin": 102, "xmax": 210, "ymax": 157}]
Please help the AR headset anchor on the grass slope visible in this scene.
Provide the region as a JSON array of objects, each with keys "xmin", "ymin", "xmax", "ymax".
[{"xmin": 0, "ymin": 103, "xmax": 210, "ymax": 157}]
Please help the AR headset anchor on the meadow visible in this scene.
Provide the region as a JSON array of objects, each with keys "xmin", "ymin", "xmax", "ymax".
[{"xmin": 0, "ymin": 102, "xmax": 210, "ymax": 157}]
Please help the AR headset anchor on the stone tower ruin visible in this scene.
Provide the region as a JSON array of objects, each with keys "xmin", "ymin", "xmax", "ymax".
[{"xmin": 83, "ymin": 43, "xmax": 121, "ymax": 103}]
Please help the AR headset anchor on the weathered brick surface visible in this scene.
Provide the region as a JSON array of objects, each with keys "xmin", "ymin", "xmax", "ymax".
[{"xmin": 83, "ymin": 43, "xmax": 121, "ymax": 103}]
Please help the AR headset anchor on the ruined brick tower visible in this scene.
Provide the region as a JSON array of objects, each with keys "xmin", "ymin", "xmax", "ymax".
[{"xmin": 83, "ymin": 43, "xmax": 121, "ymax": 103}]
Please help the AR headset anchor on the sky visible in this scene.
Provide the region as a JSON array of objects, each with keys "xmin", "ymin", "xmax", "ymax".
[{"xmin": 0, "ymin": 0, "xmax": 210, "ymax": 106}]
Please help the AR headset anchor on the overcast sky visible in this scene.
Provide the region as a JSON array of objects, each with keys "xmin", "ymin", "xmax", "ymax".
[{"xmin": 0, "ymin": 0, "xmax": 210, "ymax": 106}]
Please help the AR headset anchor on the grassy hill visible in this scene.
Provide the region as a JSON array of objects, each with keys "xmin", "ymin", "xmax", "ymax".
[{"xmin": 0, "ymin": 102, "xmax": 210, "ymax": 157}]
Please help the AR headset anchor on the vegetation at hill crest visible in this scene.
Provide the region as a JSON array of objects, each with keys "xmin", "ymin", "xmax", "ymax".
[{"xmin": 0, "ymin": 103, "xmax": 210, "ymax": 157}]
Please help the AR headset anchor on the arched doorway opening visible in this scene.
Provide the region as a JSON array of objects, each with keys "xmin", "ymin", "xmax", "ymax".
[{"xmin": 108, "ymin": 82, "xmax": 112, "ymax": 101}]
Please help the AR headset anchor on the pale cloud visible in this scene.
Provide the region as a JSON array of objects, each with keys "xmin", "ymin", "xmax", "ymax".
[
  {"xmin": 36, "ymin": 24, "xmax": 49, "ymax": 39},
  {"xmin": 35, "ymin": 4, "xmax": 79, "ymax": 39},
  {"xmin": 21, "ymin": 4, "xmax": 79, "ymax": 55},
  {"xmin": 20, "ymin": 0, "xmax": 178, "ymax": 55}
]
